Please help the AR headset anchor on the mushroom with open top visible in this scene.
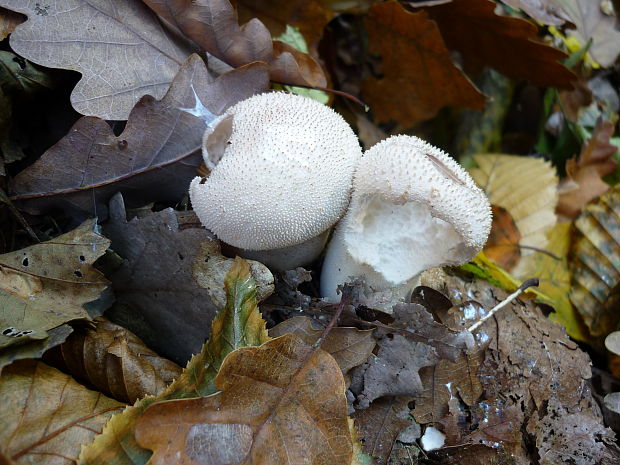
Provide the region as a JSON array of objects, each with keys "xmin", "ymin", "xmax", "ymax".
[
  {"xmin": 189, "ymin": 92, "xmax": 363, "ymax": 270},
  {"xmin": 320, "ymin": 135, "xmax": 492, "ymax": 302}
]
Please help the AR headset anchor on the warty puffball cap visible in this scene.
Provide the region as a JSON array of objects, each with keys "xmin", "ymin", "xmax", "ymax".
[
  {"xmin": 354, "ymin": 135, "xmax": 492, "ymax": 249},
  {"xmin": 190, "ymin": 92, "xmax": 363, "ymax": 250}
]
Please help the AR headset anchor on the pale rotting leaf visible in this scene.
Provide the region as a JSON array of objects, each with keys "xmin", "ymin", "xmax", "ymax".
[
  {"xmin": 269, "ymin": 316, "xmax": 375, "ymax": 374},
  {"xmin": 468, "ymin": 154, "xmax": 559, "ymax": 275},
  {"xmin": 501, "ymin": 0, "xmax": 571, "ymax": 26},
  {"xmin": 0, "ymin": 0, "xmax": 192, "ymax": 120},
  {"xmin": 142, "ymin": 0, "xmax": 326, "ymax": 88},
  {"xmin": 0, "ymin": 219, "xmax": 110, "ymax": 350},
  {"xmin": 135, "ymin": 334, "xmax": 352, "ymax": 465},
  {"xmin": 9, "ymin": 55, "xmax": 270, "ymax": 221},
  {"xmin": 79, "ymin": 258, "xmax": 270, "ymax": 465},
  {"xmin": 362, "ymin": 1, "xmax": 485, "ymax": 126},
  {"xmin": 47, "ymin": 317, "xmax": 182, "ymax": 404},
  {"xmin": 0, "ymin": 360, "xmax": 124, "ymax": 465}
]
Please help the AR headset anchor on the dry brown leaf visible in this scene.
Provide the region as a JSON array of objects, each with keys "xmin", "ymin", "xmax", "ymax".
[
  {"xmin": 269, "ymin": 316, "xmax": 375, "ymax": 374},
  {"xmin": 557, "ymin": 119, "xmax": 618, "ymax": 220},
  {"xmin": 10, "ymin": 55, "xmax": 269, "ymax": 220},
  {"xmin": 134, "ymin": 333, "xmax": 352, "ymax": 465},
  {"xmin": 484, "ymin": 205, "xmax": 522, "ymax": 271},
  {"xmin": 353, "ymin": 397, "xmax": 411, "ymax": 465},
  {"xmin": 143, "ymin": 0, "xmax": 326, "ymax": 88},
  {"xmin": 0, "ymin": 6, "xmax": 23, "ymax": 40},
  {"xmin": 469, "ymin": 154, "xmax": 558, "ymax": 277},
  {"xmin": 570, "ymin": 186, "xmax": 620, "ymax": 338},
  {"xmin": 47, "ymin": 317, "xmax": 181, "ymax": 404},
  {"xmin": 0, "ymin": 0, "xmax": 191, "ymax": 120},
  {"xmin": 0, "ymin": 360, "xmax": 124, "ymax": 465},
  {"xmin": 423, "ymin": 0, "xmax": 575, "ymax": 89},
  {"xmin": 234, "ymin": 0, "xmax": 334, "ymax": 50},
  {"xmin": 362, "ymin": 1, "xmax": 485, "ymax": 126}
]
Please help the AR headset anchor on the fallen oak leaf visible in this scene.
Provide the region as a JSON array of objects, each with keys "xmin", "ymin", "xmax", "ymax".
[
  {"xmin": 9, "ymin": 54, "xmax": 270, "ymax": 220},
  {"xmin": 0, "ymin": 0, "xmax": 191, "ymax": 120},
  {"xmin": 362, "ymin": 1, "xmax": 486, "ymax": 126},
  {"xmin": 0, "ymin": 7, "xmax": 23, "ymax": 41},
  {"xmin": 557, "ymin": 119, "xmax": 618, "ymax": 220},
  {"xmin": 79, "ymin": 258, "xmax": 271, "ymax": 465},
  {"xmin": 143, "ymin": 0, "xmax": 326, "ymax": 88},
  {"xmin": 135, "ymin": 333, "xmax": 352, "ymax": 465}
]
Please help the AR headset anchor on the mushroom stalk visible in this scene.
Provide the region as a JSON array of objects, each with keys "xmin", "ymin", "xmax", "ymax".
[{"xmin": 320, "ymin": 135, "xmax": 492, "ymax": 301}]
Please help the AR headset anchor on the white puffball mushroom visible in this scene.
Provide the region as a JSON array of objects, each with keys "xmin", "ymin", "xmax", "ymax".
[
  {"xmin": 320, "ymin": 135, "xmax": 492, "ymax": 301},
  {"xmin": 189, "ymin": 92, "xmax": 362, "ymax": 270},
  {"xmin": 420, "ymin": 426, "xmax": 446, "ymax": 451}
]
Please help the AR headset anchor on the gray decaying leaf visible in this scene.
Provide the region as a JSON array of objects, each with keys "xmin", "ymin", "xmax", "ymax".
[
  {"xmin": 350, "ymin": 333, "xmax": 439, "ymax": 409},
  {"xmin": 10, "ymin": 54, "xmax": 270, "ymax": 221},
  {"xmin": 0, "ymin": 0, "xmax": 192, "ymax": 120},
  {"xmin": 102, "ymin": 193, "xmax": 218, "ymax": 365},
  {"xmin": 353, "ymin": 396, "xmax": 412, "ymax": 465}
]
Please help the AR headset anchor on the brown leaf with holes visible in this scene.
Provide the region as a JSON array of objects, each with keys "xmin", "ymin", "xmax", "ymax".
[
  {"xmin": 46, "ymin": 317, "xmax": 181, "ymax": 404},
  {"xmin": 484, "ymin": 205, "xmax": 522, "ymax": 271},
  {"xmin": 143, "ymin": 0, "xmax": 326, "ymax": 88},
  {"xmin": 353, "ymin": 397, "xmax": 411, "ymax": 465},
  {"xmin": 422, "ymin": 0, "xmax": 575, "ymax": 89},
  {"xmin": 362, "ymin": 1, "xmax": 485, "ymax": 126},
  {"xmin": 269, "ymin": 316, "xmax": 375, "ymax": 374},
  {"xmin": 134, "ymin": 334, "xmax": 352, "ymax": 465},
  {"xmin": 0, "ymin": 360, "xmax": 124, "ymax": 465},
  {"xmin": 557, "ymin": 119, "xmax": 618, "ymax": 220}
]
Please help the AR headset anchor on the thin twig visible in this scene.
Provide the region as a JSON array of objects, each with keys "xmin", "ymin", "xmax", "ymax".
[
  {"xmin": 313, "ymin": 284, "xmax": 353, "ymax": 350},
  {"xmin": 468, "ymin": 278, "xmax": 539, "ymax": 332}
]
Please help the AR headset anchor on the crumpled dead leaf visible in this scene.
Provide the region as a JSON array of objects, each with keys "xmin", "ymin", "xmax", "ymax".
[
  {"xmin": 362, "ymin": 1, "xmax": 485, "ymax": 126},
  {"xmin": 143, "ymin": 0, "xmax": 326, "ymax": 88},
  {"xmin": 557, "ymin": 119, "xmax": 618, "ymax": 220},
  {"xmin": 9, "ymin": 55, "xmax": 269, "ymax": 220},
  {"xmin": 46, "ymin": 317, "xmax": 182, "ymax": 404},
  {"xmin": 0, "ymin": 219, "xmax": 110, "ymax": 350},
  {"xmin": 269, "ymin": 316, "xmax": 375, "ymax": 375},
  {"xmin": 79, "ymin": 258, "xmax": 271, "ymax": 465},
  {"xmin": 570, "ymin": 185, "xmax": 620, "ymax": 338},
  {"xmin": 0, "ymin": 360, "xmax": 124, "ymax": 465},
  {"xmin": 135, "ymin": 333, "xmax": 352, "ymax": 465},
  {"xmin": 0, "ymin": 0, "xmax": 191, "ymax": 120},
  {"xmin": 422, "ymin": 0, "xmax": 575, "ymax": 88}
]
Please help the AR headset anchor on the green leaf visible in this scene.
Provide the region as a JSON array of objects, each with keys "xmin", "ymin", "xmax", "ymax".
[{"xmin": 79, "ymin": 257, "xmax": 270, "ymax": 465}]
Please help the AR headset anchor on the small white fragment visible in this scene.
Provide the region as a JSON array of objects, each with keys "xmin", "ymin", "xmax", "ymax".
[{"xmin": 420, "ymin": 426, "xmax": 446, "ymax": 451}]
